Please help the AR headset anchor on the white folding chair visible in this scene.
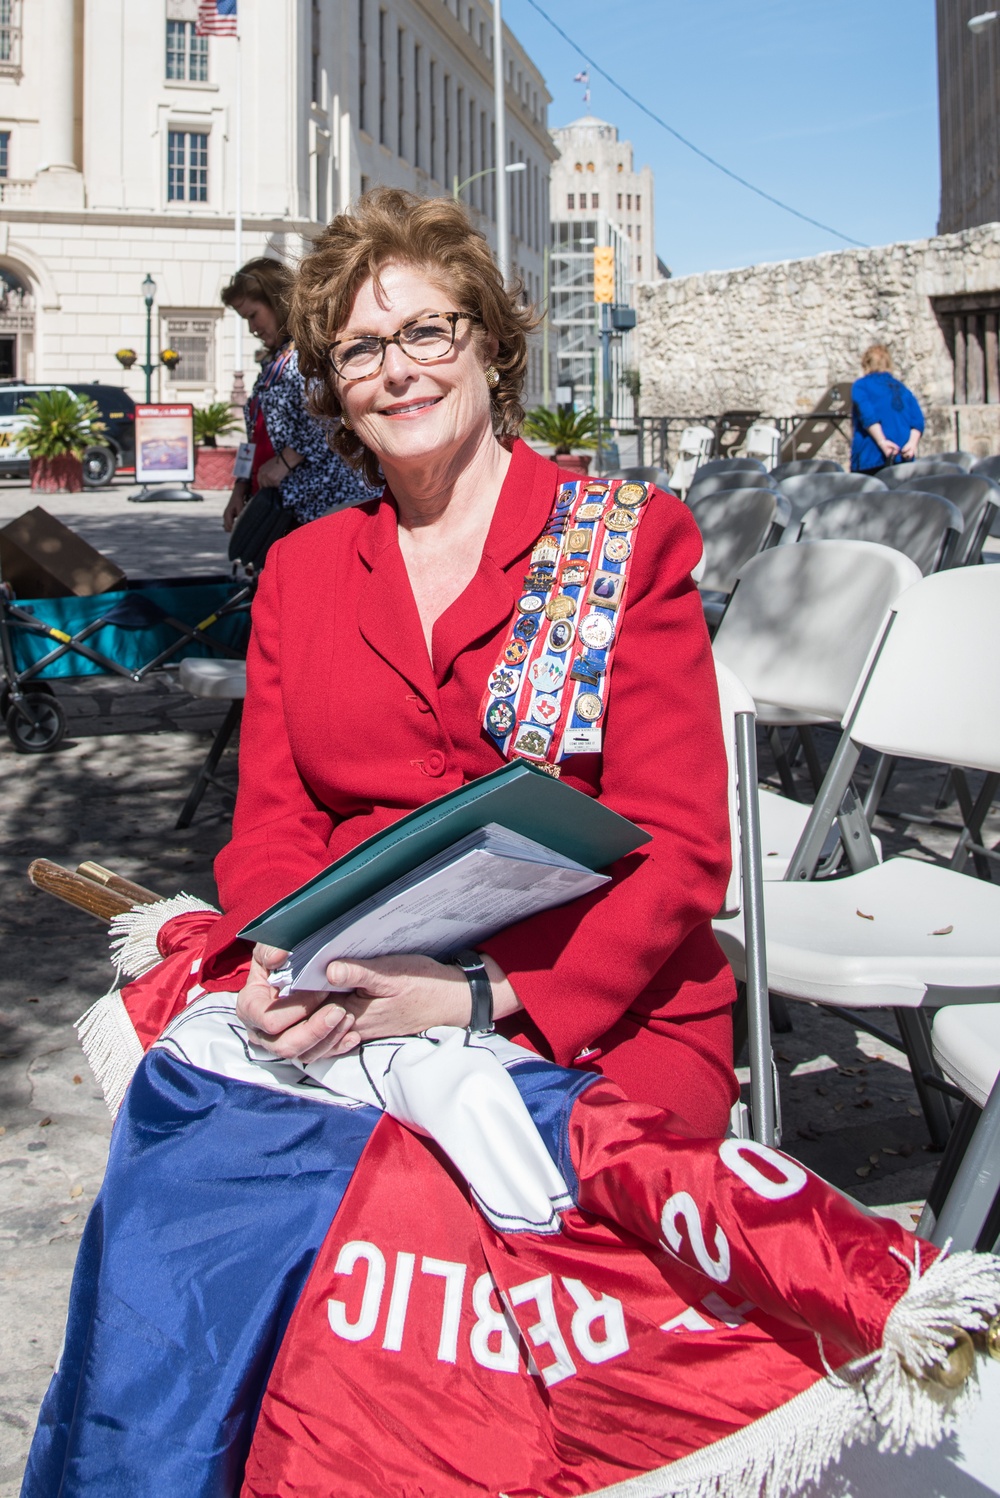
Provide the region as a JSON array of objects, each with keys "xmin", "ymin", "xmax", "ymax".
[
  {"xmin": 668, "ymin": 425, "xmax": 714, "ymax": 496},
  {"xmin": 794, "ymin": 489, "xmax": 964, "ymax": 575},
  {"xmin": 715, "ymin": 566, "xmax": 1000, "ymax": 1150},
  {"xmin": 690, "ymin": 487, "xmax": 791, "ymax": 631},
  {"xmin": 174, "ymin": 658, "xmax": 247, "ymax": 829},
  {"xmin": 712, "ymin": 541, "xmax": 921, "ymax": 871},
  {"xmin": 713, "ymin": 661, "xmax": 777, "ymax": 1145},
  {"xmin": 924, "ymin": 1004, "xmax": 1000, "ymax": 1249}
]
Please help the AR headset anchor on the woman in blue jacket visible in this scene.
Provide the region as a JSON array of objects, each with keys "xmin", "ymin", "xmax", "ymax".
[{"xmin": 851, "ymin": 344, "xmax": 925, "ymax": 473}]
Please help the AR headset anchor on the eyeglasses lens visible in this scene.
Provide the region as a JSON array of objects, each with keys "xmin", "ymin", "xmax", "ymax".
[{"xmin": 333, "ymin": 315, "xmax": 456, "ymax": 377}]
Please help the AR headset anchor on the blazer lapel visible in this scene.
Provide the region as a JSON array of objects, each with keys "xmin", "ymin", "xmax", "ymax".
[
  {"xmin": 356, "ymin": 497, "xmax": 439, "ymax": 705},
  {"xmin": 431, "ymin": 440, "xmax": 562, "ymax": 683}
]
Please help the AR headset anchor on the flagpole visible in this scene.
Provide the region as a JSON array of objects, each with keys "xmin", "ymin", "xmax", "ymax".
[
  {"xmin": 493, "ymin": 0, "xmax": 508, "ymax": 286},
  {"xmin": 231, "ymin": 21, "xmax": 245, "ymax": 406}
]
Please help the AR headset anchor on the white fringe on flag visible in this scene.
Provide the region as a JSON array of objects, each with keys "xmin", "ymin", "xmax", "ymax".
[
  {"xmin": 108, "ymin": 892, "xmax": 218, "ymax": 979},
  {"xmin": 582, "ymin": 1248, "xmax": 1000, "ymax": 1498},
  {"xmin": 75, "ymin": 987, "xmax": 146, "ymax": 1116},
  {"xmin": 76, "ymin": 894, "xmax": 218, "ymax": 1115}
]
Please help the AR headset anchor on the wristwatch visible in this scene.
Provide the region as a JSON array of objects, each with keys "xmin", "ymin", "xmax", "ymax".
[{"xmin": 452, "ymin": 949, "xmax": 495, "ymax": 1034}]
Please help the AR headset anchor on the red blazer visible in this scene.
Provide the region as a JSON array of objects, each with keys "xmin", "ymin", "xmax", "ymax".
[{"xmin": 206, "ymin": 440, "xmax": 736, "ymax": 1117}]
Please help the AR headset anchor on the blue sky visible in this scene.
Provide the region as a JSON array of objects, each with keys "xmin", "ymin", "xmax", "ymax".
[{"xmin": 506, "ymin": 0, "xmax": 940, "ymax": 278}]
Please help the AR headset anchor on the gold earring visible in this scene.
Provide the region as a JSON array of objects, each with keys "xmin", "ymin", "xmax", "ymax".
[
  {"xmin": 485, "ymin": 364, "xmax": 500, "ymax": 389},
  {"xmin": 340, "ymin": 412, "xmax": 353, "ymax": 430}
]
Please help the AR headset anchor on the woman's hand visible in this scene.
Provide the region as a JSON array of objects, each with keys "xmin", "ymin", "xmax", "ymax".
[
  {"xmin": 223, "ymin": 479, "xmax": 250, "ymax": 534},
  {"xmin": 257, "ymin": 448, "xmax": 302, "ymax": 490},
  {"xmin": 901, "ymin": 428, "xmax": 922, "ymax": 461},
  {"xmin": 235, "ymin": 943, "xmax": 359, "ymax": 1062},
  {"xmin": 332, "ymin": 953, "xmax": 522, "ymax": 1047}
]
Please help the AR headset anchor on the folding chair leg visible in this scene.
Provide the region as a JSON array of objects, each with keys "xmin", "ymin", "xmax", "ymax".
[
  {"xmin": 861, "ymin": 753, "xmax": 895, "ymax": 824},
  {"xmin": 175, "ymin": 700, "xmax": 243, "ymax": 831},
  {"xmin": 918, "ymin": 1096, "xmax": 981, "ymax": 1237},
  {"xmin": 930, "ymin": 1070, "xmax": 1000, "ymax": 1251},
  {"xmin": 895, "ymin": 1009, "xmax": 954, "ymax": 1152},
  {"xmin": 766, "ymin": 727, "xmax": 801, "ymax": 801},
  {"xmin": 797, "ymin": 726, "xmax": 825, "ymax": 797},
  {"xmin": 949, "ymin": 768, "xmax": 999, "ymax": 881}
]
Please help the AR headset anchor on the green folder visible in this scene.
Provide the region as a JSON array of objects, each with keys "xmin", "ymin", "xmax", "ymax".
[{"xmin": 241, "ymin": 759, "xmax": 650, "ymax": 950}]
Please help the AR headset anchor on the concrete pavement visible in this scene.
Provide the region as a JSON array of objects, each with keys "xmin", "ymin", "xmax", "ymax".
[{"xmin": 0, "ymin": 475, "xmax": 998, "ymax": 1495}]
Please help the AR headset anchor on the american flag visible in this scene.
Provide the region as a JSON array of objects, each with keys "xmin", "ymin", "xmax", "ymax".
[{"xmin": 196, "ymin": 0, "xmax": 238, "ymax": 36}]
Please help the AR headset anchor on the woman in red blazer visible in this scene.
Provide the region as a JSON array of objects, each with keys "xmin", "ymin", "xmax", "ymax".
[{"xmin": 208, "ymin": 189, "xmax": 737, "ymax": 1137}]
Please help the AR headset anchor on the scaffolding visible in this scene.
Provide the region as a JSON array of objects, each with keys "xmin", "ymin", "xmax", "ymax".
[{"xmin": 548, "ymin": 215, "xmax": 633, "ymax": 420}]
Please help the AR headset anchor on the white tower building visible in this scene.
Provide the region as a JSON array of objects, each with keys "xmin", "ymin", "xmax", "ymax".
[{"xmin": 0, "ymin": 0, "xmax": 554, "ymax": 406}]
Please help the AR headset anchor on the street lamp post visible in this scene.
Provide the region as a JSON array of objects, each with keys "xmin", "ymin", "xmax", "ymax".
[
  {"xmin": 452, "ymin": 160, "xmax": 526, "ymax": 203},
  {"xmin": 140, "ymin": 273, "xmax": 156, "ymax": 403}
]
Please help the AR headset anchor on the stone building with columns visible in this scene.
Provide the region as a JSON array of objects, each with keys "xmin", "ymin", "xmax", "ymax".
[{"xmin": 0, "ymin": 0, "xmax": 554, "ymax": 407}]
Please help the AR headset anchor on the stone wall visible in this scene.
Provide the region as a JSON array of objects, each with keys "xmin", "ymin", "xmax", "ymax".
[{"xmin": 636, "ymin": 222, "xmax": 1000, "ymax": 458}]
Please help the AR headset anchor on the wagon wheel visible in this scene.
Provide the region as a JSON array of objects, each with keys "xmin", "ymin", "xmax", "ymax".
[
  {"xmin": 0, "ymin": 679, "xmax": 54, "ymax": 720},
  {"xmin": 5, "ymin": 689, "xmax": 67, "ymax": 753}
]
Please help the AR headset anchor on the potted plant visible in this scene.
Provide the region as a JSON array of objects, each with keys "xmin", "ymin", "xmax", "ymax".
[
  {"xmin": 521, "ymin": 405, "xmax": 600, "ymax": 474},
  {"xmin": 160, "ymin": 348, "xmax": 181, "ymax": 372},
  {"xmin": 193, "ymin": 401, "xmax": 241, "ymax": 488},
  {"xmin": 115, "ymin": 348, "xmax": 137, "ymax": 370},
  {"xmin": 14, "ymin": 389, "xmax": 106, "ymax": 494}
]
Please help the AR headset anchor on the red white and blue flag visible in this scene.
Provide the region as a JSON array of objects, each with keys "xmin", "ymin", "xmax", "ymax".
[
  {"xmin": 19, "ymin": 907, "xmax": 1000, "ymax": 1497},
  {"xmin": 196, "ymin": 0, "xmax": 238, "ymax": 36}
]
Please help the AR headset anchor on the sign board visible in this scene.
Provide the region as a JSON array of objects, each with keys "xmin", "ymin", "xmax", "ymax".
[{"xmin": 134, "ymin": 404, "xmax": 195, "ymax": 485}]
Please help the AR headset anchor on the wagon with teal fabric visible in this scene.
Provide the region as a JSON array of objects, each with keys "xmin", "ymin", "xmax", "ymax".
[{"xmin": 0, "ymin": 575, "xmax": 252, "ymax": 752}]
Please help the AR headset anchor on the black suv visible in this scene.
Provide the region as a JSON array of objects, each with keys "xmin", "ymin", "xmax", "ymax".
[{"xmin": 0, "ymin": 381, "xmax": 136, "ymax": 486}]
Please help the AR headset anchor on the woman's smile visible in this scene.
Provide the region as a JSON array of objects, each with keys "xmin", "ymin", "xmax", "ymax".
[{"xmin": 378, "ymin": 395, "xmax": 445, "ymax": 419}]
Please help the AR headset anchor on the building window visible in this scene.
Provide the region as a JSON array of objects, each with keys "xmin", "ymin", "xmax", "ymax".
[
  {"xmin": 167, "ymin": 131, "xmax": 208, "ymax": 202},
  {"xmin": 0, "ymin": 0, "xmax": 22, "ymax": 71},
  {"xmin": 591, "ymin": 193, "xmax": 598, "ymax": 209},
  {"xmin": 935, "ymin": 294, "xmax": 1000, "ymax": 404},
  {"xmin": 359, "ymin": 0, "xmax": 368, "ymax": 133},
  {"xmin": 626, "ymin": 193, "xmax": 631, "ymax": 209},
  {"xmin": 616, "ymin": 192, "xmax": 622, "ymax": 210},
  {"xmin": 397, "ymin": 27, "xmax": 405, "ymax": 157},
  {"xmin": 635, "ymin": 194, "xmax": 641, "ymax": 211},
  {"xmin": 378, "ymin": 9, "xmax": 388, "ymax": 145},
  {"xmin": 311, "ymin": 0, "xmax": 321, "ymax": 104},
  {"xmin": 574, "ymin": 161, "xmax": 582, "ymax": 173},
  {"xmin": 637, "ymin": 256, "xmax": 642, "ymax": 274},
  {"xmin": 586, "ymin": 161, "xmax": 594, "ymax": 172},
  {"xmin": 0, "ymin": 131, "xmax": 8, "ymax": 178},
  {"xmin": 414, "ymin": 44, "xmax": 422, "ymax": 169},
  {"xmin": 164, "ymin": 315, "xmax": 215, "ymax": 386},
  {"xmin": 567, "ymin": 193, "xmax": 574, "ymax": 210},
  {"xmin": 165, "ymin": 20, "xmax": 208, "ymax": 82},
  {"xmin": 430, "ymin": 59, "xmax": 437, "ymax": 180}
]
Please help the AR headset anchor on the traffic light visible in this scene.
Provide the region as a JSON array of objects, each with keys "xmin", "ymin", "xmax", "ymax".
[{"xmin": 593, "ymin": 246, "xmax": 614, "ymax": 304}]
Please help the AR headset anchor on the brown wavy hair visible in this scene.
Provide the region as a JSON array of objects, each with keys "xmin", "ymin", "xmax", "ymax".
[
  {"xmin": 221, "ymin": 256, "xmax": 295, "ymax": 339},
  {"xmin": 290, "ymin": 187, "xmax": 538, "ymax": 485},
  {"xmin": 861, "ymin": 343, "xmax": 893, "ymax": 374}
]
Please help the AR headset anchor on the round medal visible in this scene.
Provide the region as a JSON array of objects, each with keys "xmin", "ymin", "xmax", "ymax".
[
  {"xmin": 548, "ymin": 619, "xmax": 575, "ymax": 652},
  {"xmin": 615, "ymin": 482, "xmax": 648, "ymax": 508},
  {"xmin": 579, "ymin": 611, "xmax": 615, "ymax": 649},
  {"xmin": 514, "ymin": 615, "xmax": 539, "ymax": 642},
  {"xmin": 530, "ymin": 693, "xmax": 561, "ymax": 726},
  {"xmin": 503, "ymin": 638, "xmax": 529, "ymax": 665},
  {"xmin": 605, "ymin": 507, "xmax": 639, "ymax": 532},
  {"xmin": 576, "ymin": 692, "xmax": 604, "ymax": 722},
  {"xmin": 517, "ymin": 593, "xmax": 544, "ymax": 613},
  {"xmin": 488, "ymin": 667, "xmax": 518, "ymax": 698},
  {"xmin": 577, "ymin": 502, "xmax": 605, "ymax": 521},
  {"xmin": 486, "ymin": 700, "xmax": 515, "ymax": 737},
  {"xmin": 546, "ymin": 594, "xmax": 576, "ymax": 621},
  {"xmin": 528, "ymin": 654, "xmax": 567, "ymax": 693},
  {"xmin": 604, "ymin": 535, "xmax": 631, "ymax": 562}
]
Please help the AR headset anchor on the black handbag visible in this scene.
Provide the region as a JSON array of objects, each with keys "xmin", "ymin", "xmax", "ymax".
[{"xmin": 227, "ymin": 487, "xmax": 296, "ymax": 571}]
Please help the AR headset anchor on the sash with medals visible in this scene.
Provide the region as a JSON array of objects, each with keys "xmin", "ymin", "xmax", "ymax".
[{"xmin": 480, "ymin": 477, "xmax": 652, "ymax": 775}]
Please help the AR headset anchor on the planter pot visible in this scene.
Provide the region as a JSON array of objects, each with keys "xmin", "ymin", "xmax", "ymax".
[
  {"xmin": 29, "ymin": 455, "xmax": 84, "ymax": 493},
  {"xmin": 555, "ymin": 453, "xmax": 593, "ymax": 475},
  {"xmin": 194, "ymin": 445, "xmax": 237, "ymax": 489}
]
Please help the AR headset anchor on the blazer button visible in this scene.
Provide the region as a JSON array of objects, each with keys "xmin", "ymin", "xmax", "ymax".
[
  {"xmin": 407, "ymin": 694, "xmax": 432, "ymax": 714},
  {"xmin": 423, "ymin": 750, "xmax": 447, "ymax": 777}
]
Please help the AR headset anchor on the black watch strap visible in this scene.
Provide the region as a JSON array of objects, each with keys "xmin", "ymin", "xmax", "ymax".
[{"xmin": 452, "ymin": 948, "xmax": 494, "ymax": 1034}]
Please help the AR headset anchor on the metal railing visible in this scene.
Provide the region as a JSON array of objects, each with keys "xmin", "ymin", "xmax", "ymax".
[{"xmin": 604, "ymin": 410, "xmax": 852, "ymax": 470}]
